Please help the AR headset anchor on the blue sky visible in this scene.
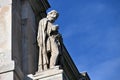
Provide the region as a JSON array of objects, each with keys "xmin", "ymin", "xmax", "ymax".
[{"xmin": 48, "ymin": 0, "xmax": 120, "ymax": 80}]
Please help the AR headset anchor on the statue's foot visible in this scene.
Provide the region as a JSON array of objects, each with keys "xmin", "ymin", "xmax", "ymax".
[
  {"xmin": 44, "ymin": 64, "xmax": 47, "ymax": 70},
  {"xmin": 37, "ymin": 66, "xmax": 43, "ymax": 72}
]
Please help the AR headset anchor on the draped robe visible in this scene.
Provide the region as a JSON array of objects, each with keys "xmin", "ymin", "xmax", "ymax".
[{"xmin": 37, "ymin": 18, "xmax": 49, "ymax": 69}]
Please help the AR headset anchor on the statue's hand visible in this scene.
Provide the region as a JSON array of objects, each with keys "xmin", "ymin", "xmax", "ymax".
[
  {"xmin": 56, "ymin": 33, "xmax": 60, "ymax": 38},
  {"xmin": 56, "ymin": 33, "xmax": 63, "ymax": 41},
  {"xmin": 52, "ymin": 25, "xmax": 59, "ymax": 31}
]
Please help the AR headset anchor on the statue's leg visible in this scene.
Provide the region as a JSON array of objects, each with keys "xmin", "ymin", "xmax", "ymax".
[
  {"xmin": 44, "ymin": 64, "xmax": 47, "ymax": 70},
  {"xmin": 38, "ymin": 50, "xmax": 43, "ymax": 72},
  {"xmin": 50, "ymin": 38, "xmax": 59, "ymax": 68},
  {"xmin": 43, "ymin": 47, "xmax": 48, "ymax": 70},
  {"xmin": 38, "ymin": 65, "xmax": 43, "ymax": 72}
]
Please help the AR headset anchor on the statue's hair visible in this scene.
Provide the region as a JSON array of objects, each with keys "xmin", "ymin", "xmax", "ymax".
[{"xmin": 47, "ymin": 10, "xmax": 59, "ymax": 18}]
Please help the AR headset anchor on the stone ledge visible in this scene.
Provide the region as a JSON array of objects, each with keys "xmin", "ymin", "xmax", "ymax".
[
  {"xmin": 0, "ymin": 60, "xmax": 14, "ymax": 73},
  {"xmin": 28, "ymin": 66, "xmax": 63, "ymax": 80}
]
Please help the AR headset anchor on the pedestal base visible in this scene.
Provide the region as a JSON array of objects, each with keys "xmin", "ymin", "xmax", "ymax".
[{"xmin": 28, "ymin": 66, "xmax": 68, "ymax": 80}]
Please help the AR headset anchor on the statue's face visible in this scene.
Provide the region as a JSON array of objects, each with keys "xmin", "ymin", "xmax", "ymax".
[{"xmin": 47, "ymin": 12, "xmax": 57, "ymax": 22}]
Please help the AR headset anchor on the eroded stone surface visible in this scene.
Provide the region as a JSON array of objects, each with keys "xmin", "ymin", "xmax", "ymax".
[
  {"xmin": 0, "ymin": 2, "xmax": 14, "ymax": 80},
  {"xmin": 0, "ymin": 71, "xmax": 13, "ymax": 80},
  {"xmin": 37, "ymin": 10, "xmax": 63, "ymax": 71},
  {"xmin": 0, "ymin": 0, "xmax": 12, "ymax": 7},
  {"xmin": 0, "ymin": 5, "xmax": 11, "ymax": 54}
]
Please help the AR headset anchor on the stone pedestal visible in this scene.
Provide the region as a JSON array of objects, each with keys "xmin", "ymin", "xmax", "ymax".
[{"xmin": 28, "ymin": 66, "xmax": 68, "ymax": 80}]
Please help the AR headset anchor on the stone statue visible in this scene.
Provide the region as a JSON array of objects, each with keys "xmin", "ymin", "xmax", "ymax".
[{"xmin": 37, "ymin": 10, "xmax": 62, "ymax": 72}]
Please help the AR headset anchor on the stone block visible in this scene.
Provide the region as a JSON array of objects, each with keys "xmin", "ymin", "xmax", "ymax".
[
  {"xmin": 0, "ymin": 58, "xmax": 14, "ymax": 80},
  {"xmin": 0, "ymin": 4, "xmax": 11, "ymax": 53},
  {"xmin": 0, "ymin": 71, "xmax": 14, "ymax": 80},
  {"xmin": 28, "ymin": 66, "xmax": 65, "ymax": 80},
  {"xmin": 0, "ymin": 1, "xmax": 15, "ymax": 80}
]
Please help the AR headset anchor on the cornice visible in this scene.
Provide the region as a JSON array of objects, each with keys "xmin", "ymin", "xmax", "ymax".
[
  {"xmin": 62, "ymin": 45, "xmax": 81, "ymax": 79},
  {"xmin": 62, "ymin": 44, "xmax": 90, "ymax": 80}
]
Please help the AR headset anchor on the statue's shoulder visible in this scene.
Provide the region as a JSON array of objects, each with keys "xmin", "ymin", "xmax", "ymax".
[
  {"xmin": 40, "ymin": 18, "xmax": 48, "ymax": 22},
  {"xmin": 39, "ymin": 18, "xmax": 48, "ymax": 28}
]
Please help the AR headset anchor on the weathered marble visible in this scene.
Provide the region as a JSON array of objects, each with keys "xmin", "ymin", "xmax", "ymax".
[
  {"xmin": 0, "ymin": 71, "xmax": 14, "ymax": 80},
  {"xmin": 28, "ymin": 66, "xmax": 67, "ymax": 80},
  {"xmin": 37, "ymin": 10, "xmax": 62, "ymax": 71},
  {"xmin": 0, "ymin": 0, "xmax": 15, "ymax": 80},
  {"xmin": 0, "ymin": 2, "xmax": 11, "ymax": 55}
]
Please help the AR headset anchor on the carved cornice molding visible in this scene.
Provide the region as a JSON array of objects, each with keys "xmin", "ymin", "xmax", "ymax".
[
  {"xmin": 62, "ymin": 45, "xmax": 80, "ymax": 80},
  {"xmin": 62, "ymin": 45, "xmax": 90, "ymax": 80}
]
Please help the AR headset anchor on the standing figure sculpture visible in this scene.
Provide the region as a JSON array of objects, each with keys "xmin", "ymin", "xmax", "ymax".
[{"xmin": 37, "ymin": 10, "xmax": 62, "ymax": 72}]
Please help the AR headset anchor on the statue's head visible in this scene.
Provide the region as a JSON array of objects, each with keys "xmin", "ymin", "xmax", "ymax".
[{"xmin": 47, "ymin": 10, "xmax": 59, "ymax": 23}]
